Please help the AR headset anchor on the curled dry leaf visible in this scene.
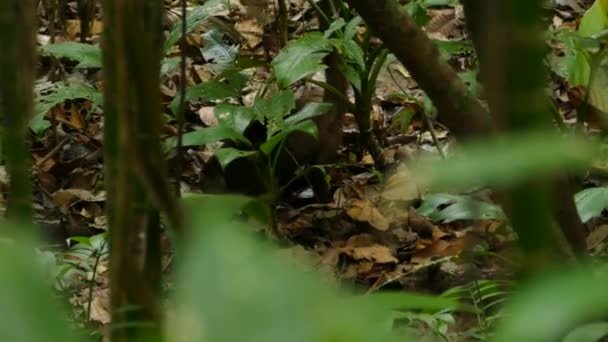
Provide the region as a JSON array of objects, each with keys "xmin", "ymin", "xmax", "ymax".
[{"xmin": 346, "ymin": 199, "xmax": 390, "ymax": 231}]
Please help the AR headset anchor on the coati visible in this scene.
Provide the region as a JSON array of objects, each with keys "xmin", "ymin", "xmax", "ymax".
[{"xmin": 201, "ymin": 1, "xmax": 348, "ymax": 202}]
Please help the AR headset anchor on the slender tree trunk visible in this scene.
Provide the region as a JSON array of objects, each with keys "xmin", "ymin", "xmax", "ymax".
[
  {"xmin": 102, "ymin": 1, "xmax": 168, "ymax": 340},
  {"xmin": 462, "ymin": 0, "xmax": 587, "ymax": 254},
  {"xmin": 0, "ymin": 0, "xmax": 36, "ymax": 227}
]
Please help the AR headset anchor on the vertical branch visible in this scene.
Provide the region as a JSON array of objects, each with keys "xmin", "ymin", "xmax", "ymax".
[
  {"xmin": 0, "ymin": 0, "xmax": 36, "ymax": 227},
  {"xmin": 176, "ymin": 0, "xmax": 187, "ymax": 198},
  {"xmin": 103, "ymin": 0, "xmax": 171, "ymax": 340},
  {"xmin": 277, "ymin": 0, "xmax": 289, "ymax": 47},
  {"xmin": 462, "ymin": 0, "xmax": 586, "ymax": 255}
]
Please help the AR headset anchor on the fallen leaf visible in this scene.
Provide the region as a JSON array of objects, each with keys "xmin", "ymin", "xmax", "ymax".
[
  {"xmin": 587, "ymin": 224, "xmax": 608, "ymax": 250},
  {"xmin": 382, "ymin": 164, "xmax": 419, "ymax": 201},
  {"xmin": 235, "ymin": 18, "xmax": 264, "ymax": 48},
  {"xmin": 350, "ymin": 245, "xmax": 398, "ymax": 264},
  {"xmin": 89, "ymin": 292, "xmax": 111, "ymax": 325},
  {"xmin": 198, "ymin": 106, "xmax": 218, "ymax": 126},
  {"xmin": 346, "ymin": 199, "xmax": 390, "ymax": 231}
]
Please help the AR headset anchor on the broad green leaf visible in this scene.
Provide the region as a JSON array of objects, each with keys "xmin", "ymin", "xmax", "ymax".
[
  {"xmin": 492, "ymin": 267, "xmax": 608, "ymax": 342},
  {"xmin": 260, "ymin": 120, "xmax": 318, "ymax": 156},
  {"xmin": 253, "ymin": 90, "xmax": 296, "ymax": 136},
  {"xmin": 0, "ymin": 235, "xmax": 80, "ymax": 342},
  {"xmin": 163, "ymin": 125, "xmax": 250, "ymax": 152},
  {"xmin": 421, "ymin": 0, "xmax": 459, "ymax": 7},
  {"xmin": 39, "ymin": 42, "xmax": 102, "ymax": 68},
  {"xmin": 417, "ymin": 193, "xmax": 459, "ymax": 214},
  {"xmin": 361, "ymin": 292, "xmax": 463, "ymax": 313},
  {"xmin": 404, "ymin": 2, "xmax": 430, "ymax": 26},
  {"xmin": 340, "ymin": 63, "xmax": 363, "ymax": 92},
  {"xmin": 341, "ymin": 39, "xmax": 366, "ymax": 71},
  {"xmin": 415, "ymin": 131, "xmax": 597, "ymax": 191},
  {"xmin": 563, "ymin": 322, "xmax": 608, "ymax": 342},
  {"xmin": 268, "ymin": 90, "xmax": 296, "ymax": 120},
  {"xmin": 201, "ymin": 29, "xmax": 239, "ymax": 73},
  {"xmin": 575, "ymin": 186, "xmax": 608, "ymax": 223},
  {"xmin": 344, "ymin": 16, "xmax": 363, "ymax": 41},
  {"xmin": 579, "ymin": 0, "xmax": 606, "ymax": 37},
  {"xmin": 434, "ymin": 40, "xmax": 472, "ymax": 56},
  {"xmin": 163, "ymin": 0, "xmax": 227, "ymax": 53},
  {"xmin": 169, "ymin": 79, "xmax": 242, "ymax": 114},
  {"xmin": 215, "ymin": 103, "xmax": 255, "ymax": 134},
  {"xmin": 32, "ymin": 83, "xmax": 103, "ymax": 135},
  {"xmin": 161, "ymin": 57, "xmax": 182, "ymax": 75},
  {"xmin": 283, "ymin": 102, "xmax": 332, "ymax": 127},
  {"xmin": 417, "ymin": 193, "xmax": 505, "ymax": 222},
  {"xmin": 324, "ymin": 18, "xmax": 346, "ymax": 39},
  {"xmin": 569, "ymin": 47, "xmax": 591, "ymax": 86},
  {"xmin": 216, "ymin": 57, "xmax": 268, "ymax": 78},
  {"xmin": 173, "ymin": 198, "xmax": 402, "ymax": 342},
  {"xmin": 272, "ymin": 33, "xmax": 332, "ymax": 88},
  {"xmin": 214, "ymin": 147, "xmax": 257, "ymax": 169},
  {"xmin": 588, "ymin": 62, "xmax": 608, "ymax": 113}
]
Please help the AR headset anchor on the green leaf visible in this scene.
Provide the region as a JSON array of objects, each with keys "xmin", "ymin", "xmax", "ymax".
[
  {"xmin": 563, "ymin": 322, "xmax": 608, "ymax": 342},
  {"xmin": 434, "ymin": 40, "xmax": 472, "ymax": 56},
  {"xmin": 340, "ymin": 63, "xmax": 363, "ymax": 92},
  {"xmin": 161, "ymin": 57, "xmax": 182, "ymax": 75},
  {"xmin": 361, "ymin": 292, "xmax": 463, "ymax": 313},
  {"xmin": 163, "ymin": 0, "xmax": 227, "ymax": 53},
  {"xmin": 260, "ymin": 120, "xmax": 318, "ymax": 156},
  {"xmin": 575, "ymin": 187, "xmax": 608, "ymax": 223},
  {"xmin": 169, "ymin": 79, "xmax": 242, "ymax": 114},
  {"xmin": 39, "ymin": 42, "xmax": 102, "ymax": 68},
  {"xmin": 493, "ymin": 267, "xmax": 608, "ymax": 342},
  {"xmin": 341, "ymin": 39, "xmax": 366, "ymax": 71},
  {"xmin": 417, "ymin": 193, "xmax": 505, "ymax": 223},
  {"xmin": 283, "ymin": 102, "xmax": 331, "ymax": 127},
  {"xmin": 215, "ymin": 103, "xmax": 255, "ymax": 134},
  {"xmin": 163, "ymin": 125, "xmax": 250, "ymax": 152},
  {"xmin": 344, "ymin": 16, "xmax": 363, "ymax": 41},
  {"xmin": 272, "ymin": 33, "xmax": 332, "ymax": 88},
  {"xmin": 579, "ymin": 0, "xmax": 606, "ymax": 37},
  {"xmin": 32, "ymin": 83, "xmax": 103, "ymax": 135},
  {"xmin": 404, "ymin": 2, "xmax": 430, "ymax": 26},
  {"xmin": 421, "ymin": 0, "xmax": 459, "ymax": 8},
  {"xmin": 0, "ymin": 235, "xmax": 80, "ymax": 342},
  {"xmin": 253, "ymin": 90, "xmax": 296, "ymax": 136},
  {"xmin": 201, "ymin": 29, "xmax": 239, "ymax": 73},
  {"xmin": 173, "ymin": 199, "xmax": 403, "ymax": 342},
  {"xmin": 415, "ymin": 131, "xmax": 597, "ymax": 191},
  {"xmin": 214, "ymin": 147, "xmax": 257, "ymax": 169},
  {"xmin": 324, "ymin": 18, "xmax": 346, "ymax": 39}
]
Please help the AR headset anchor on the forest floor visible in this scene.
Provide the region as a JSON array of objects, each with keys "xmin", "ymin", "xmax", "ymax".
[{"xmin": 27, "ymin": 0, "xmax": 607, "ymax": 339}]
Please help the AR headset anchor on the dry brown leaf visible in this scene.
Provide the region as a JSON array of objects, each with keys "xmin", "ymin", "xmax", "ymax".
[
  {"xmin": 346, "ymin": 199, "xmax": 390, "ymax": 231},
  {"xmin": 350, "ymin": 245, "xmax": 398, "ymax": 264},
  {"xmin": 52, "ymin": 189, "xmax": 106, "ymax": 214},
  {"xmin": 89, "ymin": 292, "xmax": 111, "ymax": 325},
  {"xmin": 381, "ymin": 164, "xmax": 418, "ymax": 201},
  {"xmin": 235, "ymin": 18, "xmax": 263, "ymax": 48},
  {"xmin": 198, "ymin": 106, "xmax": 218, "ymax": 126},
  {"xmin": 587, "ymin": 224, "xmax": 608, "ymax": 250}
]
